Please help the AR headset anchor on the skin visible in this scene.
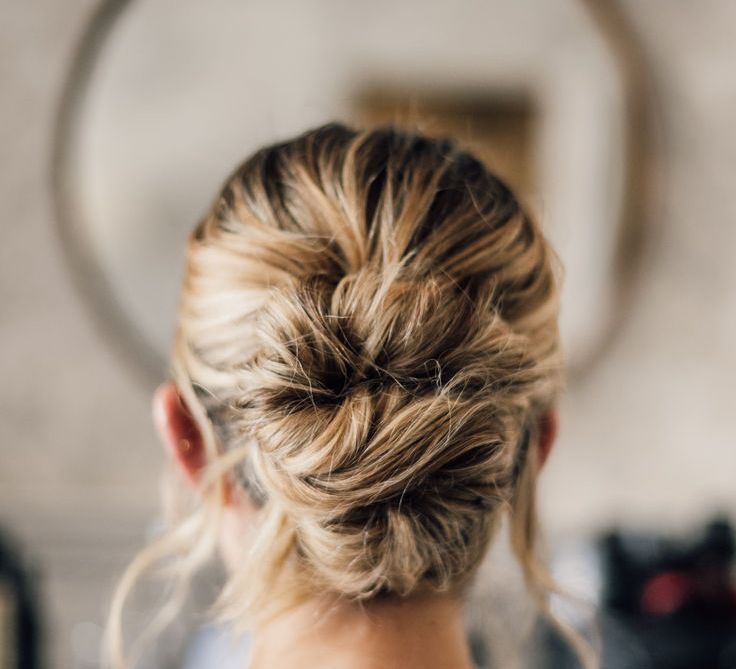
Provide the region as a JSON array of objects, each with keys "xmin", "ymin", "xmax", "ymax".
[{"xmin": 152, "ymin": 381, "xmax": 558, "ymax": 669}]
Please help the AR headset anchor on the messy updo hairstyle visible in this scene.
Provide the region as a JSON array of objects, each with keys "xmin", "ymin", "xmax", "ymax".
[{"xmin": 106, "ymin": 122, "xmax": 593, "ymax": 667}]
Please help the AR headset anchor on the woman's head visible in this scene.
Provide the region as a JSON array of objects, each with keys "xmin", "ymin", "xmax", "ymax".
[{"xmin": 110, "ymin": 121, "xmax": 565, "ymax": 663}]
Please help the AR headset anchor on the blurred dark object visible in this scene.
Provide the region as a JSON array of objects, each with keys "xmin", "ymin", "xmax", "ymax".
[
  {"xmin": 0, "ymin": 528, "xmax": 43, "ymax": 669},
  {"xmin": 600, "ymin": 517, "xmax": 736, "ymax": 668},
  {"xmin": 537, "ymin": 517, "xmax": 736, "ymax": 669}
]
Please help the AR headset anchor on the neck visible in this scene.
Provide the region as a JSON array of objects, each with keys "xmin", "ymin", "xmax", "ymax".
[{"xmin": 248, "ymin": 591, "xmax": 476, "ymax": 669}]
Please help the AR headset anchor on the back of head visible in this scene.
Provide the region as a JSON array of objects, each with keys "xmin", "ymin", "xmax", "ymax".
[
  {"xmin": 87, "ymin": 122, "xmax": 574, "ymax": 669},
  {"xmin": 170, "ymin": 122, "xmax": 563, "ymax": 620}
]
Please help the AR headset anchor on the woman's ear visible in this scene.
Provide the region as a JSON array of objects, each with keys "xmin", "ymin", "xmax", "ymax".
[
  {"xmin": 152, "ymin": 381, "xmax": 207, "ymax": 487},
  {"xmin": 536, "ymin": 409, "xmax": 558, "ymax": 471}
]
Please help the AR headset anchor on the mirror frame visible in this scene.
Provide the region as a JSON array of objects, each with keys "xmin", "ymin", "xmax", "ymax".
[{"xmin": 50, "ymin": 0, "xmax": 660, "ymax": 388}]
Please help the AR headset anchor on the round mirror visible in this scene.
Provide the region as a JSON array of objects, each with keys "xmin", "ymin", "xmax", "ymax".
[{"xmin": 53, "ymin": 0, "xmax": 654, "ymax": 384}]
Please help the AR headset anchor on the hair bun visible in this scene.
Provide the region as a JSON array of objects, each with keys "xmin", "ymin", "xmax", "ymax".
[
  {"xmin": 114, "ymin": 123, "xmax": 566, "ymax": 652},
  {"xmin": 233, "ymin": 266, "xmax": 540, "ymax": 597}
]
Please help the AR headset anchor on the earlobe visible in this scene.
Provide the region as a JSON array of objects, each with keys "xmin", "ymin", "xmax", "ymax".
[
  {"xmin": 536, "ymin": 409, "xmax": 558, "ymax": 471},
  {"xmin": 152, "ymin": 381, "xmax": 207, "ymax": 486}
]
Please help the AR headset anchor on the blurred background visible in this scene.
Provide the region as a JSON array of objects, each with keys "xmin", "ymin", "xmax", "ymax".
[{"xmin": 1, "ymin": 0, "xmax": 735, "ymax": 667}]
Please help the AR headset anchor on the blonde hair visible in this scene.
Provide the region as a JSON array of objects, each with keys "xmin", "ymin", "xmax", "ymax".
[{"xmin": 105, "ymin": 122, "xmax": 596, "ymax": 667}]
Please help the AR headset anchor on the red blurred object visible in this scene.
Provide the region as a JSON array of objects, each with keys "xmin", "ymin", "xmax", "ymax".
[{"xmin": 640, "ymin": 570, "xmax": 693, "ymax": 615}]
